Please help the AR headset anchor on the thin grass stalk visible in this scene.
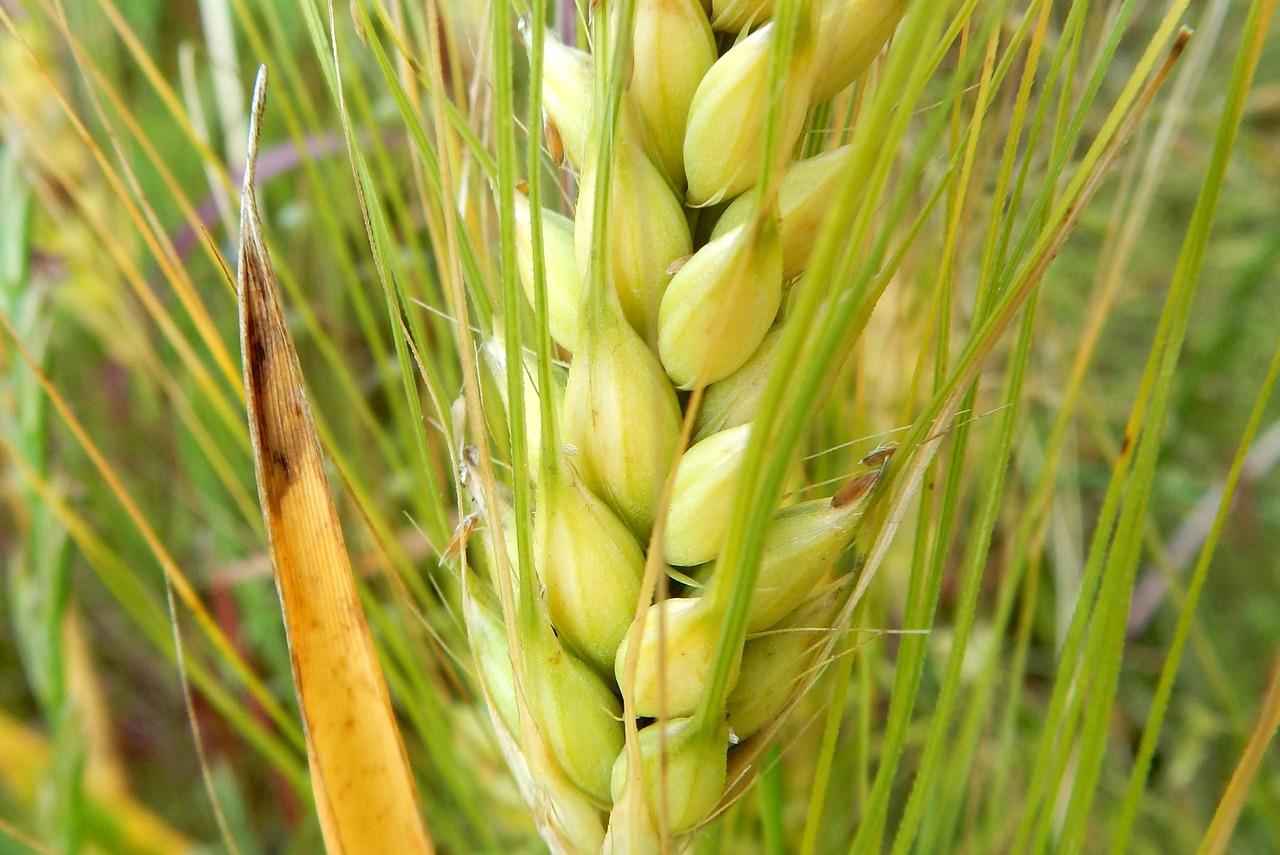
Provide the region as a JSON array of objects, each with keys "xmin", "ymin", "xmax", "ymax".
[
  {"xmin": 1061, "ymin": 2, "xmax": 1274, "ymax": 847},
  {"xmin": 1008, "ymin": 24, "xmax": 1212, "ymax": 853},
  {"xmin": 0, "ymin": 138, "xmax": 83, "ymax": 854},
  {"xmin": 1196, "ymin": 658, "xmax": 1280, "ymax": 855}
]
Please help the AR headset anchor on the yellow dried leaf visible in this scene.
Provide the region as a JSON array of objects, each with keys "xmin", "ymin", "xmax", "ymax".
[{"xmin": 236, "ymin": 67, "xmax": 432, "ymax": 855}]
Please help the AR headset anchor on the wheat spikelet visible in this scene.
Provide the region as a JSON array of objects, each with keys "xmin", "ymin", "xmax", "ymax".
[{"xmin": 462, "ymin": 2, "xmax": 907, "ymax": 851}]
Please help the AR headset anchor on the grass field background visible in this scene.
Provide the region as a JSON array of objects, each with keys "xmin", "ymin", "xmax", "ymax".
[{"xmin": 1, "ymin": 1, "xmax": 1279, "ymax": 853}]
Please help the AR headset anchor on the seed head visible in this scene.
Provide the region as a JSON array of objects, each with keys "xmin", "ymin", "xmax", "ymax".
[
  {"xmin": 515, "ymin": 714, "xmax": 611, "ymax": 854},
  {"xmin": 628, "ymin": 0, "xmax": 717, "ymax": 187},
  {"xmin": 664, "ymin": 423, "xmax": 752, "ymax": 566},
  {"xmin": 536, "ymin": 463, "xmax": 646, "ymax": 673},
  {"xmin": 812, "ymin": 0, "xmax": 909, "ymax": 103},
  {"xmin": 615, "ymin": 596, "xmax": 741, "ymax": 718},
  {"xmin": 609, "ymin": 716, "xmax": 731, "ymax": 833},
  {"xmin": 462, "ymin": 591, "xmax": 520, "ymax": 740},
  {"xmin": 541, "ymin": 34, "xmax": 593, "ymax": 169},
  {"xmin": 658, "ymin": 214, "xmax": 782, "ymax": 389},
  {"xmin": 710, "ymin": 143, "xmax": 856, "ymax": 278},
  {"xmin": 682, "ymin": 20, "xmax": 814, "ymax": 205},
  {"xmin": 693, "ymin": 327, "xmax": 782, "ymax": 441},
  {"xmin": 513, "ymin": 193, "xmax": 584, "ymax": 352},
  {"xmin": 725, "ymin": 588, "xmax": 838, "ymax": 741},
  {"xmin": 462, "ymin": 573, "xmax": 608, "ymax": 854},
  {"xmin": 600, "ymin": 782, "xmax": 661, "ymax": 855},
  {"xmin": 524, "ymin": 625, "xmax": 626, "ymax": 804},
  {"xmin": 483, "ymin": 336, "xmax": 566, "ymax": 480},
  {"xmin": 710, "ymin": 0, "xmax": 774, "ymax": 33},
  {"xmin": 575, "ymin": 129, "xmax": 692, "ymax": 345},
  {"xmin": 742, "ymin": 477, "xmax": 875, "ymax": 632},
  {"xmin": 563, "ymin": 293, "xmax": 682, "ymax": 539}
]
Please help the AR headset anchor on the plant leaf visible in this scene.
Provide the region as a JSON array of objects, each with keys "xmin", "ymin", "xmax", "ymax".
[{"xmin": 236, "ymin": 66, "xmax": 433, "ymax": 855}]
